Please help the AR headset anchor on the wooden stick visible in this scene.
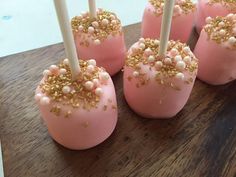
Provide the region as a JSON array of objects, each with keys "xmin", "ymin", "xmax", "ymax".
[
  {"xmin": 88, "ymin": 0, "xmax": 97, "ymax": 18},
  {"xmin": 54, "ymin": 0, "xmax": 80, "ymax": 80},
  {"xmin": 158, "ymin": 0, "xmax": 175, "ymax": 57}
]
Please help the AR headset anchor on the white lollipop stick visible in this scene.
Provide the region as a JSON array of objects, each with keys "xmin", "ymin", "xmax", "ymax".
[
  {"xmin": 158, "ymin": 0, "xmax": 175, "ymax": 57},
  {"xmin": 88, "ymin": 0, "xmax": 97, "ymax": 18},
  {"xmin": 54, "ymin": 0, "xmax": 80, "ymax": 80}
]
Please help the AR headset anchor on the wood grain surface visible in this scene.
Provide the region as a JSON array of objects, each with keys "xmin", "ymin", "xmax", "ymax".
[{"xmin": 0, "ymin": 23, "xmax": 236, "ymax": 177}]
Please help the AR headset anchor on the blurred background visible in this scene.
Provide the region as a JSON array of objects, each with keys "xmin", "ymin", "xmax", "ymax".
[
  {"xmin": 0, "ymin": 0, "xmax": 197, "ymax": 57},
  {"xmin": 0, "ymin": 0, "xmax": 147, "ymax": 57}
]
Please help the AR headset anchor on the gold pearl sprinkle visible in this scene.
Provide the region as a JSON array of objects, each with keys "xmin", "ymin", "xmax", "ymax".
[
  {"xmin": 149, "ymin": 0, "xmax": 196, "ymax": 16},
  {"xmin": 208, "ymin": 0, "xmax": 236, "ymax": 11},
  {"xmin": 204, "ymin": 16, "xmax": 236, "ymax": 48},
  {"xmin": 71, "ymin": 10, "xmax": 122, "ymax": 47},
  {"xmin": 40, "ymin": 60, "xmax": 105, "ymax": 114},
  {"xmin": 125, "ymin": 39, "xmax": 198, "ymax": 89}
]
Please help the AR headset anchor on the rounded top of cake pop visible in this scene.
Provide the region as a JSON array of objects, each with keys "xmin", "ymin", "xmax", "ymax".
[
  {"xmin": 36, "ymin": 59, "xmax": 111, "ymax": 116},
  {"xmin": 149, "ymin": 0, "xmax": 196, "ymax": 17},
  {"xmin": 125, "ymin": 38, "xmax": 198, "ymax": 90},
  {"xmin": 207, "ymin": 0, "xmax": 236, "ymax": 12},
  {"xmin": 204, "ymin": 14, "xmax": 236, "ymax": 49},
  {"xmin": 71, "ymin": 9, "xmax": 122, "ymax": 46}
]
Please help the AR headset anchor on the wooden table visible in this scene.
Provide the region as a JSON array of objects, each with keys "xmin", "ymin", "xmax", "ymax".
[{"xmin": 1, "ymin": 23, "xmax": 236, "ymax": 177}]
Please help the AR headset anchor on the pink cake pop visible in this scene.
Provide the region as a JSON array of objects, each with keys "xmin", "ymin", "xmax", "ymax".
[
  {"xmin": 194, "ymin": 14, "xmax": 236, "ymax": 85},
  {"xmin": 71, "ymin": 9, "xmax": 126, "ymax": 76},
  {"xmin": 35, "ymin": 59, "xmax": 118, "ymax": 150},
  {"xmin": 141, "ymin": 0, "xmax": 196, "ymax": 42},
  {"xmin": 123, "ymin": 38, "xmax": 198, "ymax": 118},
  {"xmin": 195, "ymin": 0, "xmax": 236, "ymax": 33}
]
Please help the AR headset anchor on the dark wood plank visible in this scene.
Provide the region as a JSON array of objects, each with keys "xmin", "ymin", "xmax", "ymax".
[{"xmin": 0, "ymin": 23, "xmax": 236, "ymax": 177}]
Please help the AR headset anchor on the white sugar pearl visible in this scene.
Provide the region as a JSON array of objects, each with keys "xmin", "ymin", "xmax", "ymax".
[
  {"xmin": 218, "ymin": 22, "xmax": 225, "ymax": 27},
  {"xmin": 170, "ymin": 48, "xmax": 178, "ymax": 56},
  {"xmin": 228, "ymin": 37, "xmax": 236, "ymax": 44},
  {"xmin": 40, "ymin": 96, "xmax": 50, "ymax": 106},
  {"xmin": 62, "ymin": 86, "xmax": 71, "ymax": 94},
  {"xmin": 94, "ymin": 39, "xmax": 101, "ymax": 45},
  {"xmin": 92, "ymin": 21, "xmax": 99, "ymax": 28},
  {"xmin": 139, "ymin": 43, "xmax": 146, "ymax": 49},
  {"xmin": 174, "ymin": 55, "xmax": 182, "ymax": 62},
  {"xmin": 160, "ymin": 3, "xmax": 164, "ymax": 8},
  {"xmin": 133, "ymin": 71, "xmax": 139, "ymax": 77},
  {"xmin": 43, "ymin": 69, "xmax": 51, "ymax": 77},
  {"xmin": 132, "ymin": 47, "xmax": 139, "ymax": 53},
  {"xmin": 110, "ymin": 15, "xmax": 116, "ymax": 20},
  {"xmin": 102, "ymin": 19, "xmax": 109, "ymax": 26},
  {"xmin": 81, "ymin": 11, "xmax": 88, "ymax": 17},
  {"xmin": 78, "ymin": 25, "xmax": 84, "ymax": 31},
  {"xmin": 164, "ymin": 58, "xmax": 172, "ymax": 64},
  {"xmin": 148, "ymin": 55, "xmax": 155, "ymax": 63},
  {"xmin": 227, "ymin": 13, "xmax": 234, "ymax": 19},
  {"xmin": 155, "ymin": 61, "xmax": 163, "ymax": 70},
  {"xmin": 35, "ymin": 93, "xmax": 42, "ymax": 102},
  {"xmin": 139, "ymin": 38, "xmax": 145, "ymax": 43},
  {"xmin": 144, "ymin": 48, "xmax": 152, "ymax": 56},
  {"xmin": 88, "ymin": 59, "xmax": 96, "ymax": 66},
  {"xmin": 63, "ymin": 58, "xmax": 69, "ymax": 65},
  {"xmin": 174, "ymin": 5, "xmax": 182, "ymax": 14},
  {"xmin": 183, "ymin": 56, "xmax": 191, "ymax": 63},
  {"xmin": 88, "ymin": 26, "xmax": 95, "ymax": 33},
  {"xmin": 111, "ymin": 20, "xmax": 117, "ymax": 25},
  {"xmin": 59, "ymin": 68, "xmax": 67, "ymax": 75},
  {"xmin": 95, "ymin": 87, "xmax": 103, "ymax": 96},
  {"xmin": 49, "ymin": 65, "xmax": 59, "ymax": 71},
  {"xmin": 87, "ymin": 65, "xmax": 95, "ymax": 72},
  {"xmin": 84, "ymin": 81, "xmax": 94, "ymax": 90},
  {"xmin": 205, "ymin": 17, "xmax": 212, "ymax": 24},
  {"xmin": 219, "ymin": 29, "xmax": 226, "ymax": 35},
  {"xmin": 93, "ymin": 79, "xmax": 100, "ymax": 87},
  {"xmin": 175, "ymin": 72, "xmax": 185, "ymax": 80},
  {"xmin": 183, "ymin": 47, "xmax": 190, "ymax": 53},
  {"xmin": 100, "ymin": 72, "xmax": 110, "ymax": 81},
  {"xmin": 176, "ymin": 61, "xmax": 186, "ymax": 71},
  {"xmin": 154, "ymin": 40, "xmax": 160, "ymax": 45},
  {"xmin": 233, "ymin": 28, "xmax": 236, "ymax": 35}
]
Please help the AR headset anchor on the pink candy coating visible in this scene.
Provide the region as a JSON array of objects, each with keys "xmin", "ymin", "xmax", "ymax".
[
  {"xmin": 35, "ymin": 76, "xmax": 118, "ymax": 150},
  {"xmin": 194, "ymin": 30, "xmax": 236, "ymax": 85},
  {"xmin": 74, "ymin": 33, "xmax": 126, "ymax": 76},
  {"xmin": 123, "ymin": 42, "xmax": 197, "ymax": 119},
  {"xmin": 141, "ymin": 3, "xmax": 195, "ymax": 42},
  {"xmin": 195, "ymin": 0, "xmax": 233, "ymax": 33}
]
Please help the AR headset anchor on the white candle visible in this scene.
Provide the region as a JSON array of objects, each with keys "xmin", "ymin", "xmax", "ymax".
[
  {"xmin": 88, "ymin": 0, "xmax": 97, "ymax": 18},
  {"xmin": 54, "ymin": 0, "xmax": 80, "ymax": 80},
  {"xmin": 158, "ymin": 0, "xmax": 175, "ymax": 57}
]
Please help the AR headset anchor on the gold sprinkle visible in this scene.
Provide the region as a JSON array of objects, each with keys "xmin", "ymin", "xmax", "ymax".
[
  {"xmin": 82, "ymin": 122, "xmax": 89, "ymax": 128},
  {"xmin": 103, "ymin": 105, "xmax": 108, "ymax": 111},
  {"xmin": 71, "ymin": 10, "xmax": 122, "ymax": 47},
  {"xmin": 127, "ymin": 76, "xmax": 132, "ymax": 81},
  {"xmin": 204, "ymin": 16, "xmax": 236, "ymax": 49},
  {"xmin": 149, "ymin": 0, "xmax": 196, "ymax": 17},
  {"xmin": 40, "ymin": 60, "xmax": 105, "ymax": 116},
  {"xmin": 112, "ymin": 105, "xmax": 117, "ymax": 109},
  {"xmin": 125, "ymin": 39, "xmax": 198, "ymax": 90},
  {"xmin": 65, "ymin": 110, "xmax": 72, "ymax": 118},
  {"xmin": 208, "ymin": 0, "xmax": 236, "ymax": 11}
]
